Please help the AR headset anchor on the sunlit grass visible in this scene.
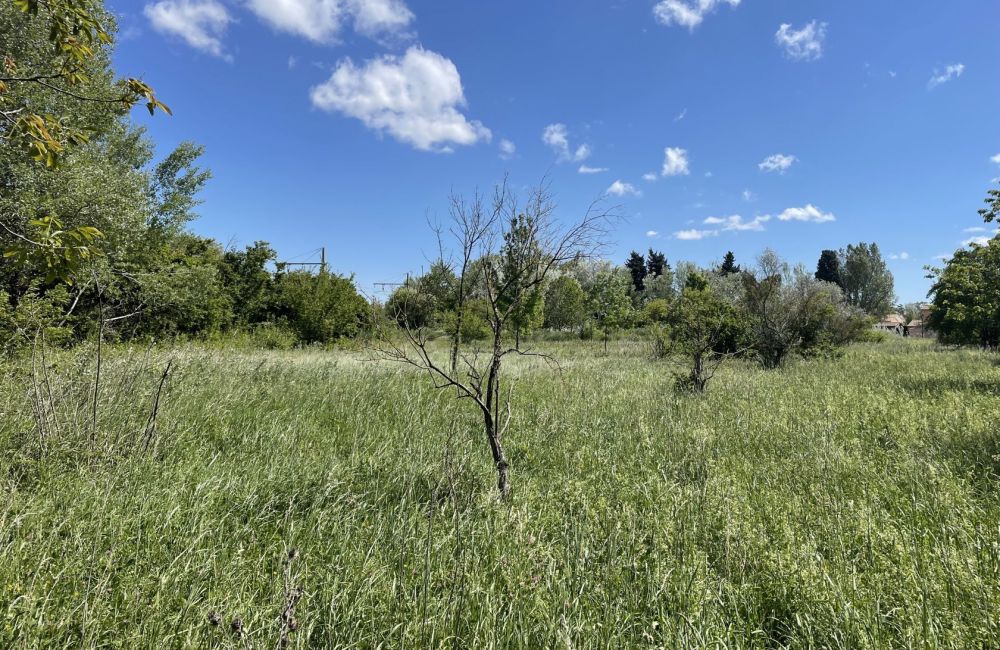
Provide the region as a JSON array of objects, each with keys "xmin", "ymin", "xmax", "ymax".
[{"xmin": 1, "ymin": 338, "xmax": 998, "ymax": 647}]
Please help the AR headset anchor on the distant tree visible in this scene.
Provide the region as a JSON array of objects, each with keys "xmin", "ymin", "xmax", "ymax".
[
  {"xmin": 646, "ymin": 248, "xmax": 668, "ymax": 278},
  {"xmin": 385, "ymin": 283, "xmax": 436, "ymax": 329},
  {"xmin": 219, "ymin": 241, "xmax": 277, "ymax": 325},
  {"xmin": 499, "ymin": 214, "xmax": 546, "ymax": 348},
  {"xmin": 624, "ymin": 250, "xmax": 647, "ymax": 291},
  {"xmin": 544, "ymin": 275, "xmax": 586, "ymax": 331},
  {"xmin": 840, "ymin": 242, "xmax": 895, "ymax": 317},
  {"xmin": 927, "ymin": 236, "xmax": 1000, "ymax": 348},
  {"xmin": 815, "ymin": 249, "xmax": 842, "ymax": 287},
  {"xmin": 719, "ymin": 251, "xmax": 740, "ymax": 276},
  {"xmin": 590, "ymin": 269, "xmax": 633, "ymax": 352},
  {"xmin": 277, "ymin": 270, "xmax": 368, "ymax": 343},
  {"xmin": 661, "ymin": 273, "xmax": 747, "ymax": 392},
  {"xmin": 417, "ymin": 260, "xmax": 458, "ymax": 314}
]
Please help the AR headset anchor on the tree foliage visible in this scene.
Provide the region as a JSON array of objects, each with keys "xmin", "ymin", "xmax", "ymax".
[
  {"xmin": 840, "ymin": 242, "xmax": 894, "ymax": 317},
  {"xmin": 927, "ymin": 237, "xmax": 1000, "ymax": 348},
  {"xmin": 815, "ymin": 249, "xmax": 842, "ymax": 287}
]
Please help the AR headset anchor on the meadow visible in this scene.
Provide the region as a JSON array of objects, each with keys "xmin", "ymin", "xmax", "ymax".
[{"xmin": 1, "ymin": 338, "xmax": 998, "ymax": 648}]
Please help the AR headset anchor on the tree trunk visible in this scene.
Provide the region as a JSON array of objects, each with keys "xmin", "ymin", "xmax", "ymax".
[
  {"xmin": 483, "ymin": 414, "xmax": 510, "ymax": 498},
  {"xmin": 482, "ymin": 330, "xmax": 511, "ymax": 499}
]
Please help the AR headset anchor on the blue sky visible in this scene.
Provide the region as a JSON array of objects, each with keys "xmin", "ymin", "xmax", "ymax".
[{"xmin": 112, "ymin": 0, "xmax": 1000, "ymax": 302}]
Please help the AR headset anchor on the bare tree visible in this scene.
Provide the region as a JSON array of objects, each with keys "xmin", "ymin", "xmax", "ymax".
[{"xmin": 375, "ymin": 178, "xmax": 614, "ymax": 498}]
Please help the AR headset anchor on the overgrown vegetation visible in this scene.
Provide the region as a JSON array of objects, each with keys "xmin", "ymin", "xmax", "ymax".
[{"xmin": 1, "ymin": 339, "xmax": 998, "ymax": 647}]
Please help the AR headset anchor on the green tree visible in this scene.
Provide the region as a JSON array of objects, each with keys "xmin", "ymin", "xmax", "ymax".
[
  {"xmin": 276, "ymin": 270, "xmax": 368, "ymax": 343},
  {"xmin": 815, "ymin": 249, "xmax": 842, "ymax": 287},
  {"xmin": 979, "ymin": 183, "xmax": 999, "ymax": 223},
  {"xmin": 646, "ymin": 248, "xmax": 668, "ymax": 279},
  {"xmin": 927, "ymin": 237, "xmax": 1000, "ymax": 348},
  {"xmin": 840, "ymin": 242, "xmax": 895, "ymax": 317},
  {"xmin": 544, "ymin": 274, "xmax": 586, "ymax": 331},
  {"xmin": 719, "ymin": 251, "xmax": 740, "ymax": 275},
  {"xmin": 661, "ymin": 274, "xmax": 746, "ymax": 392},
  {"xmin": 625, "ymin": 250, "xmax": 647, "ymax": 291},
  {"xmin": 1, "ymin": 0, "xmax": 168, "ymax": 282},
  {"xmin": 219, "ymin": 241, "xmax": 277, "ymax": 325},
  {"xmin": 589, "ymin": 269, "xmax": 632, "ymax": 352}
]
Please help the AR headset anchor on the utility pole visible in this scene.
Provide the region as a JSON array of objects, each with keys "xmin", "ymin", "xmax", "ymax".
[{"xmin": 277, "ymin": 247, "xmax": 327, "ymax": 273}]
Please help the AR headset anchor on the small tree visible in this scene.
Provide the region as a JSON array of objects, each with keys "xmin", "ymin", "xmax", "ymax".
[
  {"xmin": 662, "ymin": 273, "xmax": 746, "ymax": 392},
  {"xmin": 544, "ymin": 274, "xmax": 586, "ymax": 331},
  {"xmin": 589, "ymin": 269, "xmax": 632, "ymax": 352},
  {"xmin": 376, "ymin": 179, "xmax": 613, "ymax": 498},
  {"xmin": 815, "ymin": 249, "xmax": 842, "ymax": 287}
]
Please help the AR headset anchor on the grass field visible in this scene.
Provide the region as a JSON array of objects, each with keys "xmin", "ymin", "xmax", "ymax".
[{"xmin": 1, "ymin": 338, "xmax": 999, "ymax": 648}]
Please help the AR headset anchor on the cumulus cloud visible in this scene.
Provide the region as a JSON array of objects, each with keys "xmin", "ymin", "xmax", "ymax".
[
  {"xmin": 310, "ymin": 46, "xmax": 491, "ymax": 152},
  {"xmin": 606, "ymin": 180, "xmax": 642, "ymax": 197},
  {"xmin": 928, "ymin": 63, "xmax": 965, "ymax": 89},
  {"xmin": 704, "ymin": 214, "xmax": 770, "ymax": 232},
  {"xmin": 991, "ymin": 153, "xmax": 1000, "ymax": 164},
  {"xmin": 777, "ymin": 204, "xmax": 835, "ymax": 223},
  {"xmin": 662, "ymin": 147, "xmax": 690, "ymax": 176},
  {"xmin": 578, "ymin": 164, "xmax": 608, "ymax": 174},
  {"xmin": 653, "ymin": 0, "xmax": 740, "ymax": 30},
  {"xmin": 775, "ymin": 21, "xmax": 826, "ymax": 61},
  {"xmin": 674, "ymin": 228, "xmax": 717, "ymax": 241},
  {"xmin": 758, "ymin": 153, "xmax": 797, "ymax": 173},
  {"xmin": 646, "ymin": 230, "xmax": 660, "ymax": 238},
  {"xmin": 642, "ymin": 172, "xmax": 658, "ymax": 182},
  {"xmin": 246, "ymin": 0, "xmax": 413, "ymax": 43},
  {"xmin": 144, "ymin": 0, "xmax": 232, "ymax": 58},
  {"xmin": 888, "ymin": 252, "xmax": 910, "ymax": 261},
  {"xmin": 498, "ymin": 139, "xmax": 516, "ymax": 160},
  {"xmin": 541, "ymin": 124, "xmax": 591, "ymax": 163},
  {"xmin": 742, "ymin": 189, "xmax": 757, "ymax": 202}
]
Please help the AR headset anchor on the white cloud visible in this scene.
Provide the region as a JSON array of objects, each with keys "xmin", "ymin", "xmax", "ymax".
[
  {"xmin": 775, "ymin": 21, "xmax": 826, "ymax": 62},
  {"xmin": 288, "ymin": 55, "xmax": 298, "ymax": 69},
  {"xmin": 928, "ymin": 63, "xmax": 965, "ymax": 89},
  {"xmin": 991, "ymin": 153, "xmax": 1000, "ymax": 165},
  {"xmin": 144, "ymin": 0, "xmax": 232, "ymax": 58},
  {"xmin": 646, "ymin": 230, "xmax": 660, "ymax": 238},
  {"xmin": 758, "ymin": 153, "xmax": 797, "ymax": 173},
  {"xmin": 662, "ymin": 147, "xmax": 690, "ymax": 176},
  {"xmin": 963, "ymin": 226, "xmax": 988, "ymax": 233},
  {"xmin": 704, "ymin": 214, "xmax": 770, "ymax": 232},
  {"xmin": 742, "ymin": 189, "xmax": 757, "ymax": 202},
  {"xmin": 498, "ymin": 139, "xmax": 516, "ymax": 160},
  {"xmin": 963, "ymin": 236, "xmax": 990, "ymax": 247},
  {"xmin": 674, "ymin": 108, "xmax": 687, "ymax": 122},
  {"xmin": 653, "ymin": 0, "xmax": 740, "ymax": 30},
  {"xmin": 642, "ymin": 172, "xmax": 658, "ymax": 182},
  {"xmin": 578, "ymin": 164, "xmax": 608, "ymax": 174},
  {"xmin": 246, "ymin": 0, "xmax": 413, "ymax": 43},
  {"xmin": 310, "ymin": 46, "xmax": 491, "ymax": 152},
  {"xmin": 675, "ymin": 228, "xmax": 717, "ymax": 241},
  {"xmin": 542, "ymin": 124, "xmax": 591, "ymax": 163},
  {"xmin": 606, "ymin": 180, "xmax": 642, "ymax": 197},
  {"xmin": 777, "ymin": 204, "xmax": 836, "ymax": 223},
  {"xmin": 888, "ymin": 252, "xmax": 910, "ymax": 261}
]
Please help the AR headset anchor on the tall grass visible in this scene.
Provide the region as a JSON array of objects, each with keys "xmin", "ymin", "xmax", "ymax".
[{"xmin": 1, "ymin": 339, "xmax": 998, "ymax": 647}]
